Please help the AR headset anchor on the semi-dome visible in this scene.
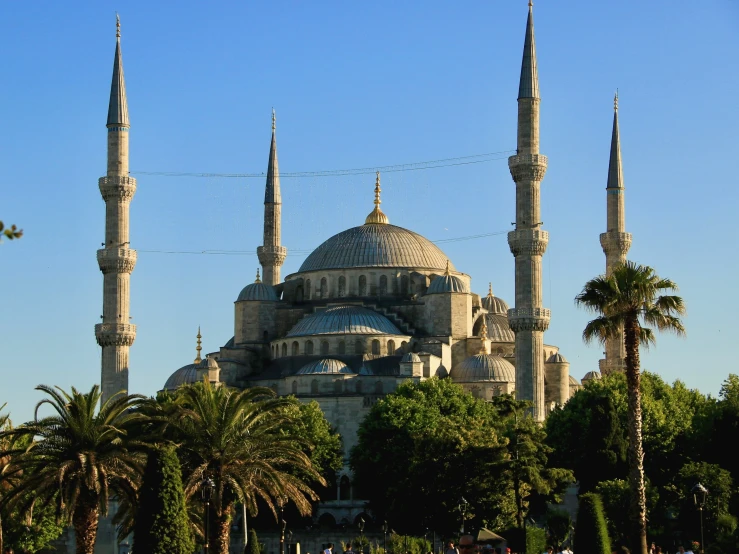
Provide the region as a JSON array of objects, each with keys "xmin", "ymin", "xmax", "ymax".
[
  {"xmin": 296, "ymin": 359, "xmax": 354, "ymax": 375},
  {"xmin": 286, "ymin": 305, "xmax": 402, "ymax": 337},
  {"xmin": 237, "ymin": 269, "xmax": 278, "ymax": 302},
  {"xmin": 163, "ymin": 364, "xmax": 197, "ymax": 391},
  {"xmin": 451, "ymin": 354, "xmax": 516, "ymax": 383},
  {"xmin": 568, "ymin": 375, "xmax": 581, "ymax": 386},
  {"xmin": 547, "ymin": 352, "xmax": 568, "ymax": 363},
  {"xmin": 427, "ymin": 271, "xmax": 469, "ymax": 295},
  {"xmin": 582, "ymin": 370, "xmax": 602, "ymax": 382},
  {"xmin": 481, "ymin": 284, "xmax": 510, "ymax": 314},
  {"xmin": 486, "ymin": 314, "xmax": 515, "ymax": 342},
  {"xmin": 298, "ymin": 224, "xmax": 455, "ymax": 273},
  {"xmin": 401, "ymin": 352, "xmax": 421, "ymax": 363}
]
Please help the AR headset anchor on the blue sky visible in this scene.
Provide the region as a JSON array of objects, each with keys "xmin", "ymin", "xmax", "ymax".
[{"xmin": 1, "ymin": 1, "xmax": 738, "ymax": 424}]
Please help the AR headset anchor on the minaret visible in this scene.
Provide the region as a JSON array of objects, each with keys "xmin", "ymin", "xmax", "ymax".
[
  {"xmin": 257, "ymin": 109, "xmax": 287, "ymax": 286},
  {"xmin": 194, "ymin": 327, "xmax": 203, "ymax": 364},
  {"xmin": 599, "ymin": 92, "xmax": 632, "ymax": 375},
  {"xmin": 508, "ymin": 1, "xmax": 550, "ymax": 422},
  {"xmin": 95, "ymin": 15, "xmax": 137, "ymax": 404}
]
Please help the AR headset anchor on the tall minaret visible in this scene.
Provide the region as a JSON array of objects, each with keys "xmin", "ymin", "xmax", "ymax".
[
  {"xmin": 257, "ymin": 110, "xmax": 287, "ymax": 286},
  {"xmin": 95, "ymin": 15, "xmax": 137, "ymax": 404},
  {"xmin": 599, "ymin": 93, "xmax": 632, "ymax": 375},
  {"xmin": 508, "ymin": 1, "xmax": 550, "ymax": 422}
]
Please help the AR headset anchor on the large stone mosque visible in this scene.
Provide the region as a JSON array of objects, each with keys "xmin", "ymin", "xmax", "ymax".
[{"xmin": 94, "ymin": 3, "xmax": 631, "ymax": 530}]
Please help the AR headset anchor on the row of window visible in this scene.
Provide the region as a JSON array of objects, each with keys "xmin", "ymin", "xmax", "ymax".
[
  {"xmin": 300, "ymin": 274, "xmax": 412, "ymax": 300},
  {"xmin": 271, "ymin": 338, "xmax": 406, "ymax": 358},
  {"xmin": 290, "ymin": 379, "xmax": 386, "ymax": 395}
]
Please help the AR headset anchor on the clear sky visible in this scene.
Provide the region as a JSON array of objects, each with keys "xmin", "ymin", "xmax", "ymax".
[{"xmin": 1, "ymin": 1, "xmax": 738, "ymax": 424}]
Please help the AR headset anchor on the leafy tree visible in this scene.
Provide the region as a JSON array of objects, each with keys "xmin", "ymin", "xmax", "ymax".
[
  {"xmin": 132, "ymin": 445, "xmax": 194, "ymax": 554},
  {"xmin": 0, "ymin": 386, "xmax": 147, "ymax": 554},
  {"xmin": 576, "ymin": 261, "xmax": 686, "ymax": 554},
  {"xmin": 699, "ymin": 375, "xmax": 739, "ymax": 486},
  {"xmin": 546, "ymin": 508, "xmax": 571, "ymax": 550},
  {"xmin": 0, "ymin": 221, "xmax": 22, "ymax": 241},
  {"xmin": 525, "ymin": 526, "xmax": 547, "ymax": 554},
  {"xmin": 245, "ymin": 527, "xmax": 261, "ymax": 554},
  {"xmin": 574, "ymin": 493, "xmax": 611, "ymax": 554}
]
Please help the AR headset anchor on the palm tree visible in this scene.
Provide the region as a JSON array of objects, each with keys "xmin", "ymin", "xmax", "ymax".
[
  {"xmin": 171, "ymin": 380, "xmax": 325, "ymax": 554},
  {"xmin": 0, "ymin": 404, "xmax": 13, "ymax": 553},
  {"xmin": 0, "ymin": 386, "xmax": 147, "ymax": 554},
  {"xmin": 575, "ymin": 261, "xmax": 685, "ymax": 554}
]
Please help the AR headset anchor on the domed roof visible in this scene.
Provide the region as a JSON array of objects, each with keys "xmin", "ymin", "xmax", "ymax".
[
  {"xmin": 568, "ymin": 375, "xmax": 581, "ymax": 386},
  {"xmin": 582, "ymin": 370, "xmax": 602, "ymax": 382},
  {"xmin": 486, "ymin": 314, "xmax": 515, "ymax": 342},
  {"xmin": 359, "ymin": 365, "xmax": 374, "ymax": 376},
  {"xmin": 427, "ymin": 264, "xmax": 469, "ymax": 295},
  {"xmin": 481, "ymin": 284, "xmax": 510, "ymax": 315},
  {"xmin": 237, "ymin": 269, "xmax": 278, "ymax": 302},
  {"xmin": 286, "ymin": 305, "xmax": 402, "ymax": 337},
  {"xmin": 401, "ymin": 352, "xmax": 421, "ymax": 363},
  {"xmin": 451, "ymin": 354, "xmax": 516, "ymax": 383},
  {"xmin": 296, "ymin": 359, "xmax": 355, "ymax": 375},
  {"xmin": 163, "ymin": 364, "xmax": 197, "ymax": 391},
  {"xmin": 547, "ymin": 352, "xmax": 568, "ymax": 363},
  {"xmin": 298, "ymin": 224, "xmax": 455, "ymax": 273}
]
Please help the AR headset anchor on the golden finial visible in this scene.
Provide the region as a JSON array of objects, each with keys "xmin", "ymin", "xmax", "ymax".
[
  {"xmin": 194, "ymin": 326, "xmax": 202, "ymax": 364},
  {"xmin": 488, "ymin": 282, "xmax": 493, "ymax": 297},
  {"xmin": 479, "ymin": 317, "xmax": 489, "ymax": 353},
  {"xmin": 272, "ymin": 108, "xmax": 276, "ymax": 132},
  {"xmin": 255, "ymin": 268, "xmax": 262, "ymax": 283},
  {"xmin": 614, "ymin": 90, "xmax": 619, "ymax": 112},
  {"xmin": 116, "ymin": 14, "xmax": 121, "ymax": 39},
  {"xmin": 445, "ymin": 260, "xmax": 450, "ymax": 276},
  {"xmin": 364, "ymin": 171, "xmax": 389, "ymax": 224},
  {"xmin": 528, "ymin": 0, "xmax": 533, "ymax": 7}
]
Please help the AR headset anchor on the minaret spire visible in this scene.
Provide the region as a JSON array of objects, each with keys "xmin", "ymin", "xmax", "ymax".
[
  {"xmin": 365, "ymin": 171, "xmax": 389, "ymax": 224},
  {"xmin": 508, "ymin": 2, "xmax": 550, "ymax": 421},
  {"xmin": 257, "ymin": 109, "xmax": 287, "ymax": 286},
  {"xmin": 599, "ymin": 92, "xmax": 632, "ymax": 375},
  {"xmin": 194, "ymin": 327, "xmax": 202, "ymax": 364},
  {"xmin": 96, "ymin": 15, "xmax": 137, "ymax": 404}
]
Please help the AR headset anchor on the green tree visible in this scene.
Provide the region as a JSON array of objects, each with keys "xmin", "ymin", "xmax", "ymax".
[
  {"xmin": 0, "ymin": 221, "xmax": 22, "ymax": 241},
  {"xmin": 546, "ymin": 508, "xmax": 571, "ymax": 550},
  {"xmin": 170, "ymin": 380, "xmax": 324, "ymax": 554},
  {"xmin": 245, "ymin": 527, "xmax": 261, "ymax": 554},
  {"xmin": 132, "ymin": 445, "xmax": 194, "ymax": 554},
  {"xmin": 576, "ymin": 261, "xmax": 686, "ymax": 554},
  {"xmin": 574, "ymin": 493, "xmax": 611, "ymax": 554},
  {"xmin": 0, "ymin": 386, "xmax": 147, "ymax": 554}
]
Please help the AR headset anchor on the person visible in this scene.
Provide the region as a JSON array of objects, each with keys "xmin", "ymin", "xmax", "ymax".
[
  {"xmin": 458, "ymin": 535, "xmax": 477, "ymax": 554},
  {"xmin": 543, "ymin": 548, "xmax": 554, "ymax": 554},
  {"xmin": 324, "ymin": 543, "xmax": 334, "ymax": 554},
  {"xmin": 446, "ymin": 541, "xmax": 460, "ymax": 554}
]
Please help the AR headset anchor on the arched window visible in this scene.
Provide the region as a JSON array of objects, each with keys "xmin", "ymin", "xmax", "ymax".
[
  {"xmin": 374, "ymin": 381, "xmax": 383, "ymax": 394},
  {"xmin": 292, "ymin": 341, "xmax": 299, "ymax": 356},
  {"xmin": 334, "ymin": 380, "xmax": 343, "ymax": 394},
  {"xmin": 371, "ymin": 339, "xmax": 380, "ymax": 355},
  {"xmin": 305, "ymin": 340, "xmax": 314, "ymax": 355},
  {"xmin": 401, "ymin": 341, "xmax": 408, "ymax": 351},
  {"xmin": 281, "ymin": 343, "xmax": 287, "ymax": 357},
  {"xmin": 356, "ymin": 380, "xmax": 363, "ymax": 394},
  {"xmin": 472, "ymin": 386, "xmax": 482, "ymax": 399},
  {"xmin": 311, "ymin": 380, "xmax": 319, "ymax": 394},
  {"xmin": 339, "ymin": 475, "xmax": 351, "ymax": 500},
  {"xmin": 359, "ymin": 275, "xmax": 367, "ymax": 296},
  {"xmin": 387, "ymin": 340, "xmax": 395, "ymax": 355},
  {"xmin": 338, "ymin": 276, "xmax": 346, "ymax": 297},
  {"xmin": 379, "ymin": 275, "xmax": 388, "ymax": 295},
  {"xmin": 321, "ymin": 340, "xmax": 330, "ymax": 355},
  {"xmin": 338, "ymin": 340, "xmax": 346, "ymax": 355},
  {"xmin": 355, "ymin": 340, "xmax": 364, "ymax": 354},
  {"xmin": 401, "ymin": 275, "xmax": 409, "ymax": 294},
  {"xmin": 291, "ymin": 381, "xmax": 298, "ymax": 395},
  {"xmin": 263, "ymin": 330, "xmax": 269, "ymax": 342},
  {"xmin": 320, "ymin": 277, "xmax": 328, "ymax": 298},
  {"xmin": 295, "ymin": 285, "xmax": 304, "ymax": 303},
  {"xmin": 497, "ymin": 348, "xmax": 504, "ymax": 355},
  {"xmin": 305, "ymin": 279, "xmax": 311, "ymax": 300}
]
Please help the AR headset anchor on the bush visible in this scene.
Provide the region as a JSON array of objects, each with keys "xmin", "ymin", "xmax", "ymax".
[
  {"xmin": 246, "ymin": 528, "xmax": 261, "ymax": 554},
  {"xmin": 574, "ymin": 493, "xmax": 611, "ymax": 554},
  {"xmin": 546, "ymin": 508, "xmax": 572, "ymax": 549},
  {"xmin": 526, "ymin": 526, "xmax": 547, "ymax": 554}
]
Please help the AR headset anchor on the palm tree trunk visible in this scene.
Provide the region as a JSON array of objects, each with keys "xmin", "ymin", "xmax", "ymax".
[
  {"xmin": 214, "ymin": 503, "xmax": 233, "ymax": 554},
  {"xmin": 73, "ymin": 504, "xmax": 100, "ymax": 554},
  {"xmin": 0, "ymin": 511, "xmax": 4, "ymax": 553},
  {"xmin": 624, "ymin": 316, "xmax": 648, "ymax": 554}
]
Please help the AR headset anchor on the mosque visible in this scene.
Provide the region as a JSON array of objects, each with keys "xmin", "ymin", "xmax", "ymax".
[{"xmin": 94, "ymin": 3, "xmax": 627, "ymax": 531}]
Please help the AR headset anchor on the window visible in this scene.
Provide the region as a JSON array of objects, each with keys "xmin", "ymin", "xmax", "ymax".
[
  {"xmin": 387, "ymin": 340, "xmax": 395, "ymax": 355},
  {"xmin": 371, "ymin": 339, "xmax": 380, "ymax": 355},
  {"xmin": 338, "ymin": 276, "xmax": 346, "ymax": 297},
  {"xmin": 355, "ymin": 340, "xmax": 364, "ymax": 354},
  {"xmin": 339, "ymin": 476, "xmax": 351, "ymax": 501},
  {"xmin": 359, "ymin": 275, "xmax": 367, "ymax": 296},
  {"xmin": 401, "ymin": 341, "xmax": 408, "ymax": 351},
  {"xmin": 263, "ymin": 330, "xmax": 269, "ymax": 341},
  {"xmin": 305, "ymin": 279, "xmax": 311, "ymax": 300},
  {"xmin": 338, "ymin": 340, "xmax": 346, "ymax": 355},
  {"xmin": 311, "ymin": 380, "xmax": 319, "ymax": 394},
  {"xmin": 291, "ymin": 381, "xmax": 298, "ymax": 395},
  {"xmin": 281, "ymin": 343, "xmax": 287, "ymax": 357},
  {"xmin": 295, "ymin": 285, "xmax": 304, "ymax": 303},
  {"xmin": 472, "ymin": 386, "xmax": 482, "ymax": 399},
  {"xmin": 305, "ymin": 340, "xmax": 314, "ymax": 355},
  {"xmin": 292, "ymin": 341, "xmax": 299, "ymax": 355},
  {"xmin": 321, "ymin": 340, "xmax": 330, "ymax": 355},
  {"xmin": 379, "ymin": 275, "xmax": 388, "ymax": 295},
  {"xmin": 320, "ymin": 277, "xmax": 328, "ymax": 298},
  {"xmin": 401, "ymin": 275, "xmax": 409, "ymax": 294}
]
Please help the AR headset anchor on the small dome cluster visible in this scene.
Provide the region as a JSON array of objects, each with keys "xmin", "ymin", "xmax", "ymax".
[
  {"xmin": 481, "ymin": 284, "xmax": 510, "ymax": 314},
  {"xmin": 237, "ymin": 269, "xmax": 278, "ymax": 302},
  {"xmin": 451, "ymin": 353, "xmax": 516, "ymax": 383},
  {"xmin": 296, "ymin": 359, "xmax": 355, "ymax": 375}
]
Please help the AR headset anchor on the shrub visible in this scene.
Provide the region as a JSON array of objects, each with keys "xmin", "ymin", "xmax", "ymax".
[
  {"xmin": 526, "ymin": 526, "xmax": 547, "ymax": 554},
  {"xmin": 246, "ymin": 528, "xmax": 261, "ymax": 554},
  {"xmin": 574, "ymin": 493, "xmax": 611, "ymax": 554}
]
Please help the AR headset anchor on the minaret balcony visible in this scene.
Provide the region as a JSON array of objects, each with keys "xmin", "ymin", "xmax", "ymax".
[
  {"xmin": 508, "ymin": 307, "xmax": 551, "ymax": 333},
  {"xmin": 599, "ymin": 232, "xmax": 632, "ymax": 256},
  {"xmin": 599, "ymin": 357, "xmax": 626, "ymax": 375},
  {"xmin": 508, "ymin": 153, "xmax": 548, "ymax": 182},
  {"xmin": 98, "ymin": 175, "xmax": 137, "ymax": 202},
  {"xmin": 257, "ymin": 245, "xmax": 287, "ymax": 266},
  {"xmin": 97, "ymin": 247, "xmax": 137, "ymax": 274},
  {"xmin": 95, "ymin": 323, "xmax": 136, "ymax": 347},
  {"xmin": 508, "ymin": 229, "xmax": 549, "ymax": 257}
]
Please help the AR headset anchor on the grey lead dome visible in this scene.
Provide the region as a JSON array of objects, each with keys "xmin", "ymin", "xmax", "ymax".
[
  {"xmin": 451, "ymin": 354, "xmax": 516, "ymax": 383},
  {"xmin": 286, "ymin": 305, "xmax": 402, "ymax": 337},
  {"xmin": 296, "ymin": 359, "xmax": 354, "ymax": 375},
  {"xmin": 237, "ymin": 282, "xmax": 278, "ymax": 302}
]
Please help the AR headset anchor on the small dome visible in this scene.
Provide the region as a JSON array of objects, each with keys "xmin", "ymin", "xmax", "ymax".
[
  {"xmin": 237, "ymin": 271, "xmax": 278, "ymax": 302},
  {"xmin": 296, "ymin": 359, "xmax": 355, "ymax": 375},
  {"xmin": 286, "ymin": 305, "xmax": 402, "ymax": 337},
  {"xmin": 486, "ymin": 314, "xmax": 515, "ymax": 342},
  {"xmin": 547, "ymin": 352, "xmax": 568, "ymax": 364},
  {"xmin": 199, "ymin": 356, "xmax": 219, "ymax": 369},
  {"xmin": 481, "ymin": 284, "xmax": 510, "ymax": 314},
  {"xmin": 401, "ymin": 352, "xmax": 421, "ymax": 363},
  {"xmin": 568, "ymin": 375, "xmax": 581, "ymax": 386},
  {"xmin": 163, "ymin": 364, "xmax": 197, "ymax": 391},
  {"xmin": 451, "ymin": 354, "xmax": 516, "ymax": 383},
  {"xmin": 359, "ymin": 365, "xmax": 374, "ymax": 376},
  {"xmin": 427, "ymin": 264, "xmax": 469, "ymax": 295},
  {"xmin": 582, "ymin": 371, "xmax": 602, "ymax": 382}
]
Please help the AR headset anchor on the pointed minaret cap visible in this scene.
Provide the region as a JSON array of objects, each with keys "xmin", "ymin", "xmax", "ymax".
[
  {"xmin": 607, "ymin": 91, "xmax": 624, "ymax": 190},
  {"xmin": 264, "ymin": 109, "xmax": 281, "ymax": 204},
  {"xmin": 487, "ymin": 282, "xmax": 493, "ymax": 297},
  {"xmin": 365, "ymin": 171, "xmax": 390, "ymax": 224},
  {"xmin": 107, "ymin": 14, "xmax": 130, "ymax": 127},
  {"xmin": 255, "ymin": 268, "xmax": 262, "ymax": 283},
  {"xmin": 194, "ymin": 327, "xmax": 203, "ymax": 364},
  {"xmin": 518, "ymin": 2, "xmax": 540, "ymax": 100}
]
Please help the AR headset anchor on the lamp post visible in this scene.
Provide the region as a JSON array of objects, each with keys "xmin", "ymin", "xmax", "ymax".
[
  {"xmin": 280, "ymin": 518, "xmax": 287, "ymax": 554},
  {"xmin": 358, "ymin": 517, "xmax": 366, "ymax": 554},
  {"xmin": 288, "ymin": 530, "xmax": 293, "ymax": 554},
  {"xmin": 692, "ymin": 483, "xmax": 708, "ymax": 551},
  {"xmin": 458, "ymin": 497, "xmax": 468, "ymax": 534},
  {"xmin": 382, "ymin": 520, "xmax": 388, "ymax": 554},
  {"xmin": 201, "ymin": 477, "xmax": 215, "ymax": 554}
]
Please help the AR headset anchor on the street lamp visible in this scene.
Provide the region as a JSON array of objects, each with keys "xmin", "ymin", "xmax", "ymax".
[
  {"xmin": 692, "ymin": 483, "xmax": 708, "ymax": 551},
  {"xmin": 382, "ymin": 520, "xmax": 388, "ymax": 554},
  {"xmin": 459, "ymin": 497, "xmax": 468, "ymax": 534},
  {"xmin": 280, "ymin": 518, "xmax": 287, "ymax": 554},
  {"xmin": 358, "ymin": 517, "xmax": 366, "ymax": 554},
  {"xmin": 201, "ymin": 477, "xmax": 215, "ymax": 554},
  {"xmin": 288, "ymin": 530, "xmax": 293, "ymax": 554}
]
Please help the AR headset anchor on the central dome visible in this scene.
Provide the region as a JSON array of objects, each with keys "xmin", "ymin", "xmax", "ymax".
[
  {"xmin": 298, "ymin": 224, "xmax": 455, "ymax": 273},
  {"xmin": 286, "ymin": 305, "xmax": 402, "ymax": 337}
]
